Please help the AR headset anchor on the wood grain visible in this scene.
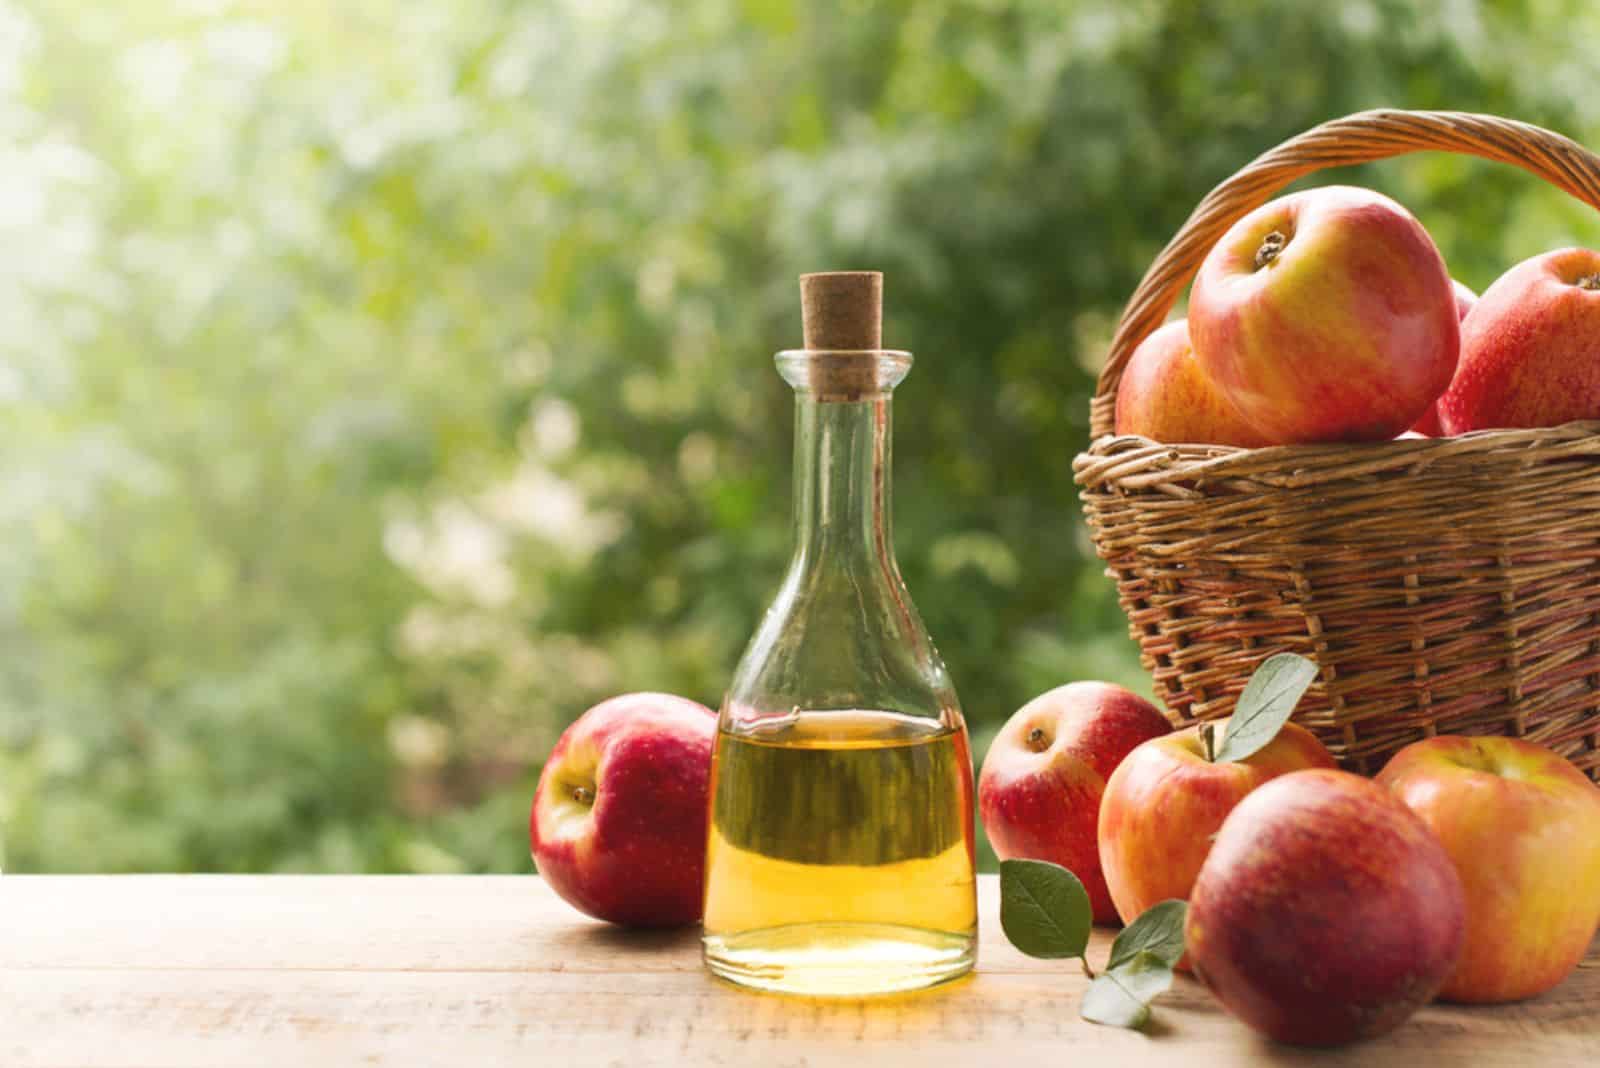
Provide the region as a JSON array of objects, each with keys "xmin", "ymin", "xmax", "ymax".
[{"xmin": 1, "ymin": 875, "xmax": 1593, "ymax": 1066}]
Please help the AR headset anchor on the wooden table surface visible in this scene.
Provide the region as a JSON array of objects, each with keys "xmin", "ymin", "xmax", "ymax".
[{"xmin": 2, "ymin": 875, "xmax": 1594, "ymax": 1066}]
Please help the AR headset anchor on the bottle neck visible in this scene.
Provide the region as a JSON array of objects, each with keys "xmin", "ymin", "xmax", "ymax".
[{"xmin": 791, "ymin": 392, "xmax": 894, "ymax": 569}]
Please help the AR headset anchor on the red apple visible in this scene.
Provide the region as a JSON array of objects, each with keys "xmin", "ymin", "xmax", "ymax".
[
  {"xmin": 1439, "ymin": 248, "xmax": 1600, "ymax": 432},
  {"xmin": 1114, "ymin": 320, "xmax": 1271, "ymax": 446},
  {"xmin": 1410, "ymin": 279, "xmax": 1478, "ymax": 436},
  {"xmin": 1376, "ymin": 735, "xmax": 1600, "ymax": 1003},
  {"xmin": 1410, "ymin": 406, "xmax": 1445, "ymax": 438},
  {"xmin": 530, "ymin": 692, "xmax": 715, "ymax": 926},
  {"xmin": 1097, "ymin": 718, "xmax": 1335, "ymax": 930},
  {"xmin": 1414, "ymin": 402, "xmax": 1452, "ymax": 434},
  {"xmin": 1186, "ymin": 769, "xmax": 1466, "ymax": 1047},
  {"xmin": 1190, "ymin": 185, "xmax": 1459, "ymax": 443},
  {"xmin": 979, "ymin": 682, "xmax": 1172, "ymax": 924}
]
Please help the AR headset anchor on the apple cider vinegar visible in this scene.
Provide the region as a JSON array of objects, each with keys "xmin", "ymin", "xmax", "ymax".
[
  {"xmin": 702, "ymin": 711, "xmax": 977, "ymax": 995},
  {"xmin": 702, "ymin": 272, "xmax": 977, "ymax": 996}
]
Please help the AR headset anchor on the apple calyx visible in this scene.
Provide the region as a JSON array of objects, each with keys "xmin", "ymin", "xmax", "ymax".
[
  {"xmin": 570, "ymin": 784, "xmax": 595, "ymax": 805},
  {"xmin": 1026, "ymin": 726, "xmax": 1051, "ymax": 752},
  {"xmin": 1254, "ymin": 230, "xmax": 1288, "ymax": 270},
  {"xmin": 1578, "ymin": 273, "xmax": 1600, "ymax": 291}
]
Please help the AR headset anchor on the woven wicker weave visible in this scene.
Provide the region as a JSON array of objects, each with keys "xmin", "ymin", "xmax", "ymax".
[{"xmin": 1073, "ymin": 110, "xmax": 1600, "ymax": 779}]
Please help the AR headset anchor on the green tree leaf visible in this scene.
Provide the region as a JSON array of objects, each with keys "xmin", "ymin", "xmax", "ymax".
[
  {"xmin": 1107, "ymin": 899, "xmax": 1187, "ymax": 971},
  {"xmin": 1214, "ymin": 653, "xmax": 1319, "ymax": 763},
  {"xmin": 998, "ymin": 859, "xmax": 1092, "ymax": 960},
  {"xmin": 1081, "ymin": 951, "xmax": 1176, "ymax": 1029}
]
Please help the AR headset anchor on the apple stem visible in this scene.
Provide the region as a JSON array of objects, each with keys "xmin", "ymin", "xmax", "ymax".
[
  {"xmin": 1254, "ymin": 230, "xmax": 1287, "ymax": 270},
  {"xmin": 1200, "ymin": 721, "xmax": 1217, "ymax": 763},
  {"xmin": 571, "ymin": 785, "xmax": 595, "ymax": 805},
  {"xmin": 1079, "ymin": 956, "xmax": 1096, "ymax": 981},
  {"xmin": 1579, "ymin": 273, "xmax": 1600, "ymax": 291}
]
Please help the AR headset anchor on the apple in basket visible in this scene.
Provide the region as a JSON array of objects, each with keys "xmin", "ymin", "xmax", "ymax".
[
  {"xmin": 1189, "ymin": 185, "xmax": 1459, "ymax": 444},
  {"xmin": 1411, "ymin": 279, "xmax": 1478, "ymax": 436},
  {"xmin": 1439, "ymin": 247, "xmax": 1600, "ymax": 432},
  {"xmin": 1113, "ymin": 320, "xmax": 1272, "ymax": 446},
  {"xmin": 1378, "ymin": 735, "xmax": 1600, "ymax": 1003},
  {"xmin": 531, "ymin": 692, "xmax": 715, "ymax": 927}
]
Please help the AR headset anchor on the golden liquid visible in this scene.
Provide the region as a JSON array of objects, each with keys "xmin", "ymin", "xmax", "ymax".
[{"xmin": 702, "ymin": 710, "xmax": 977, "ymax": 996}]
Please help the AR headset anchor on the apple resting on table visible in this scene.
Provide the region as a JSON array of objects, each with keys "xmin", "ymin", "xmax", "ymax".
[
  {"xmin": 531, "ymin": 692, "xmax": 715, "ymax": 927},
  {"xmin": 1377, "ymin": 735, "xmax": 1600, "ymax": 1003},
  {"xmin": 979, "ymin": 682, "xmax": 1172, "ymax": 924},
  {"xmin": 1189, "ymin": 184, "xmax": 1459, "ymax": 444},
  {"xmin": 1097, "ymin": 717, "xmax": 1335, "ymax": 930},
  {"xmin": 1186, "ymin": 769, "xmax": 1466, "ymax": 1047}
]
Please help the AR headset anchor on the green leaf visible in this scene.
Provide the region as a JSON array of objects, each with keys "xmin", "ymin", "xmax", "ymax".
[
  {"xmin": 1081, "ymin": 951, "xmax": 1176, "ymax": 1029},
  {"xmin": 1107, "ymin": 899, "xmax": 1187, "ymax": 971},
  {"xmin": 998, "ymin": 859, "xmax": 1092, "ymax": 960},
  {"xmin": 1214, "ymin": 653, "xmax": 1319, "ymax": 763}
]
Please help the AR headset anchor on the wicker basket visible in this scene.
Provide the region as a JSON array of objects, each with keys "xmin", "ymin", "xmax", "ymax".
[{"xmin": 1074, "ymin": 109, "xmax": 1600, "ymax": 780}]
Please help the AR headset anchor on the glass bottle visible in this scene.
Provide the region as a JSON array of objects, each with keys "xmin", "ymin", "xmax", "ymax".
[{"xmin": 702, "ymin": 272, "xmax": 976, "ymax": 996}]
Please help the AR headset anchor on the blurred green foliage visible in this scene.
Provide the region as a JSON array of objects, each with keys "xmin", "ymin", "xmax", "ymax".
[{"xmin": 3, "ymin": 0, "xmax": 1599, "ymax": 872}]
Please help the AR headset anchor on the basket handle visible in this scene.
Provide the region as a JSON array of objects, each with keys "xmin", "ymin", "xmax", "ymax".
[{"xmin": 1090, "ymin": 109, "xmax": 1600, "ymax": 438}]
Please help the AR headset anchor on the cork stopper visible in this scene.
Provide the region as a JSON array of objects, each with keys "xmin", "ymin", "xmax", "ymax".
[
  {"xmin": 800, "ymin": 271, "xmax": 882, "ymax": 349},
  {"xmin": 798, "ymin": 271, "xmax": 883, "ymax": 400}
]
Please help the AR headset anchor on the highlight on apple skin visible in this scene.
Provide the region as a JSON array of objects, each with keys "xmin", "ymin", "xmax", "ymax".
[
  {"xmin": 1377, "ymin": 735, "xmax": 1600, "ymax": 1004},
  {"xmin": 1096, "ymin": 717, "xmax": 1335, "ymax": 931},
  {"xmin": 1438, "ymin": 247, "xmax": 1600, "ymax": 433},
  {"xmin": 978, "ymin": 681, "xmax": 1173, "ymax": 924},
  {"xmin": 531, "ymin": 692, "xmax": 716, "ymax": 927},
  {"xmin": 1113, "ymin": 319, "xmax": 1272, "ymax": 447},
  {"xmin": 1189, "ymin": 185, "xmax": 1459, "ymax": 444},
  {"xmin": 1186, "ymin": 769, "xmax": 1466, "ymax": 1047}
]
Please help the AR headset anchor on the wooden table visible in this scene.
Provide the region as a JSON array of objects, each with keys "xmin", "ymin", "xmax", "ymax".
[{"xmin": 3, "ymin": 875, "xmax": 1594, "ymax": 1066}]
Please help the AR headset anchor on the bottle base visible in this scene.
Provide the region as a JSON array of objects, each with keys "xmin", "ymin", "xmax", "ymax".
[{"xmin": 702, "ymin": 923, "xmax": 976, "ymax": 997}]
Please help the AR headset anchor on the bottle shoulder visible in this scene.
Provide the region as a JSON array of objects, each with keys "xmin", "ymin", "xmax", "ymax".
[{"xmin": 722, "ymin": 554, "xmax": 962, "ymax": 733}]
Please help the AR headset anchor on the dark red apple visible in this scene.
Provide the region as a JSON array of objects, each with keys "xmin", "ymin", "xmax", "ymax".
[
  {"xmin": 1186, "ymin": 769, "xmax": 1466, "ymax": 1047},
  {"xmin": 1439, "ymin": 248, "xmax": 1600, "ymax": 432},
  {"xmin": 1189, "ymin": 185, "xmax": 1459, "ymax": 444},
  {"xmin": 1114, "ymin": 320, "xmax": 1271, "ymax": 446},
  {"xmin": 979, "ymin": 682, "xmax": 1172, "ymax": 924},
  {"xmin": 530, "ymin": 692, "xmax": 715, "ymax": 926}
]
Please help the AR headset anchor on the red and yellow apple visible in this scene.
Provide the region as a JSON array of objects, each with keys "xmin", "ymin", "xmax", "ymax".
[
  {"xmin": 1097, "ymin": 717, "xmax": 1335, "ymax": 928},
  {"xmin": 1114, "ymin": 320, "xmax": 1271, "ymax": 446},
  {"xmin": 1410, "ymin": 279, "xmax": 1478, "ymax": 436},
  {"xmin": 531, "ymin": 692, "xmax": 715, "ymax": 926},
  {"xmin": 1186, "ymin": 769, "xmax": 1466, "ymax": 1046},
  {"xmin": 1439, "ymin": 247, "xmax": 1600, "ymax": 433},
  {"xmin": 1189, "ymin": 185, "xmax": 1459, "ymax": 443},
  {"xmin": 978, "ymin": 682, "xmax": 1172, "ymax": 924},
  {"xmin": 1377, "ymin": 735, "xmax": 1600, "ymax": 1003}
]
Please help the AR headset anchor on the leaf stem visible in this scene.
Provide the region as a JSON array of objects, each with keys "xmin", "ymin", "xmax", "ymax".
[{"xmin": 1079, "ymin": 956, "xmax": 1096, "ymax": 981}]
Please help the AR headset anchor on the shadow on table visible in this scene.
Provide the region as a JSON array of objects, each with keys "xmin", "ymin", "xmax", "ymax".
[{"xmin": 535, "ymin": 919, "xmax": 702, "ymax": 970}]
